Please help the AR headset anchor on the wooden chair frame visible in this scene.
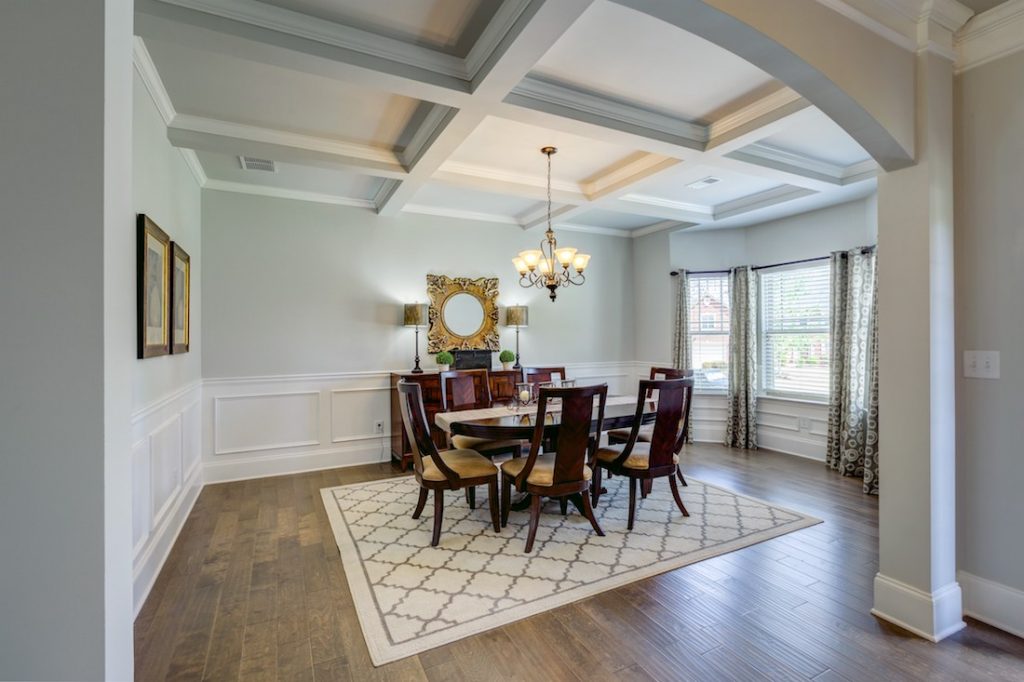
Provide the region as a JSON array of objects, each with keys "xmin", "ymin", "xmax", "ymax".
[
  {"xmin": 397, "ymin": 380, "xmax": 500, "ymax": 546},
  {"xmin": 523, "ymin": 366, "xmax": 567, "ymax": 386},
  {"xmin": 593, "ymin": 377, "xmax": 694, "ymax": 530},
  {"xmin": 501, "ymin": 384, "xmax": 607, "ymax": 552}
]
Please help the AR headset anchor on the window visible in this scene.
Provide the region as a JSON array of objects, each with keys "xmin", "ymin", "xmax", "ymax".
[
  {"xmin": 687, "ymin": 273, "xmax": 730, "ymax": 392},
  {"xmin": 759, "ymin": 262, "xmax": 831, "ymax": 399}
]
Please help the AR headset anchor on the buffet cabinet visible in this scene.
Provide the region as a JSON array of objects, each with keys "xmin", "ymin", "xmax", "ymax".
[{"xmin": 389, "ymin": 369, "xmax": 522, "ymax": 470}]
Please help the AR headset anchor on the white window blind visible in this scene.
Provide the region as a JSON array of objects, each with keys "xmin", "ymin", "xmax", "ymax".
[
  {"xmin": 687, "ymin": 273, "xmax": 730, "ymax": 392},
  {"xmin": 759, "ymin": 262, "xmax": 831, "ymax": 399}
]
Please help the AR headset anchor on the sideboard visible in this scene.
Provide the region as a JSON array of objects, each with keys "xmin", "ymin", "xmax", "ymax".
[{"xmin": 389, "ymin": 369, "xmax": 522, "ymax": 470}]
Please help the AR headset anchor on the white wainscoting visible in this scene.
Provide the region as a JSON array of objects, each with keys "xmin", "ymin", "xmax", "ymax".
[
  {"xmin": 131, "ymin": 380, "xmax": 202, "ymax": 616},
  {"xmin": 689, "ymin": 394, "xmax": 828, "ymax": 459},
  {"xmin": 201, "ymin": 362, "xmax": 642, "ymax": 484}
]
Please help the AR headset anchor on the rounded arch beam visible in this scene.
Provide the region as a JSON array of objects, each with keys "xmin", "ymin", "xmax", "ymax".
[{"xmin": 610, "ymin": 0, "xmax": 916, "ymax": 170}]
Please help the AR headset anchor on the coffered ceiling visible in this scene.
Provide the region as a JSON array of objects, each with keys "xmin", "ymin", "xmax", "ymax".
[{"xmin": 135, "ymin": 0, "xmax": 888, "ymax": 237}]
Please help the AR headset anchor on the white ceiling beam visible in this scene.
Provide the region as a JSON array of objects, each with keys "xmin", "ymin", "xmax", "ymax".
[
  {"xmin": 134, "ymin": 0, "xmax": 474, "ymax": 107},
  {"xmin": 166, "ymin": 114, "xmax": 409, "ymax": 178},
  {"xmin": 704, "ymin": 86, "xmax": 811, "ymax": 153},
  {"xmin": 375, "ymin": 0, "xmax": 595, "ymax": 216}
]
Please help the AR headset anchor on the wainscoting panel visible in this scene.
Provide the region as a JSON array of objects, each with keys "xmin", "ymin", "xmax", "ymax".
[
  {"xmin": 202, "ymin": 362, "xmax": 643, "ymax": 484},
  {"xmin": 214, "ymin": 391, "xmax": 320, "ymax": 455},
  {"xmin": 131, "ymin": 381, "xmax": 203, "ymax": 616}
]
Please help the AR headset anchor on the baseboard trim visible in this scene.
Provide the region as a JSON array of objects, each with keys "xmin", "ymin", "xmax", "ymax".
[
  {"xmin": 133, "ymin": 464, "xmax": 203, "ymax": 616},
  {"xmin": 871, "ymin": 572, "xmax": 965, "ymax": 642},
  {"xmin": 959, "ymin": 570, "xmax": 1024, "ymax": 639},
  {"xmin": 203, "ymin": 442, "xmax": 391, "ymax": 484}
]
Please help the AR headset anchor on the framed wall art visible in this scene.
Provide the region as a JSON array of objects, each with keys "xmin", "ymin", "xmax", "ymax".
[
  {"xmin": 170, "ymin": 242, "xmax": 190, "ymax": 354},
  {"xmin": 137, "ymin": 214, "xmax": 171, "ymax": 358}
]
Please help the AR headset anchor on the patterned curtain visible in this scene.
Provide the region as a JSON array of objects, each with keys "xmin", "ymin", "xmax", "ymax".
[
  {"xmin": 725, "ymin": 266, "xmax": 757, "ymax": 449},
  {"xmin": 671, "ymin": 271, "xmax": 694, "ymax": 442},
  {"xmin": 826, "ymin": 248, "xmax": 879, "ymax": 494},
  {"xmin": 672, "ymin": 271, "xmax": 691, "ymax": 371}
]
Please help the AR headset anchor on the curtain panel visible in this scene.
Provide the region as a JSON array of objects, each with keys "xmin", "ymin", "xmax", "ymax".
[
  {"xmin": 826, "ymin": 248, "xmax": 879, "ymax": 494},
  {"xmin": 725, "ymin": 266, "xmax": 758, "ymax": 449},
  {"xmin": 671, "ymin": 271, "xmax": 694, "ymax": 443}
]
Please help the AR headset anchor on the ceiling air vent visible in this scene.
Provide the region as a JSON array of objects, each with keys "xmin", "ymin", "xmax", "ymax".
[
  {"xmin": 238, "ymin": 156, "xmax": 276, "ymax": 172},
  {"xmin": 686, "ymin": 176, "xmax": 721, "ymax": 190}
]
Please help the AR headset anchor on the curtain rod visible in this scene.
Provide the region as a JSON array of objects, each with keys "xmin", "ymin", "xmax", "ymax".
[{"xmin": 669, "ymin": 245, "xmax": 875, "ymax": 277}]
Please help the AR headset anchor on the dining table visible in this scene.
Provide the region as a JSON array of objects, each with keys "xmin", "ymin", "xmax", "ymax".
[{"xmin": 436, "ymin": 395, "xmax": 658, "ymax": 512}]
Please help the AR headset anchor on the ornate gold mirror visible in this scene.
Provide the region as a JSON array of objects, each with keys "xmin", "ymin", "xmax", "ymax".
[{"xmin": 426, "ymin": 275, "xmax": 499, "ymax": 352}]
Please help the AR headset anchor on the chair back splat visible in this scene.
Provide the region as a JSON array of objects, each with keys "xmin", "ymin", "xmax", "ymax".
[
  {"xmin": 397, "ymin": 380, "xmax": 448, "ymax": 481},
  {"xmin": 524, "ymin": 366, "xmax": 567, "ymax": 385},
  {"xmin": 643, "ymin": 377, "xmax": 694, "ymax": 468},
  {"xmin": 520, "ymin": 384, "xmax": 607, "ymax": 488}
]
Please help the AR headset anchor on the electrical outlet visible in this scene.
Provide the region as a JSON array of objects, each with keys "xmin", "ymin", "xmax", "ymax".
[{"xmin": 374, "ymin": 420, "xmax": 384, "ymax": 434}]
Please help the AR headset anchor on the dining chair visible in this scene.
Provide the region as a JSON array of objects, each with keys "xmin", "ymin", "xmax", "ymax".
[
  {"xmin": 440, "ymin": 371, "xmax": 523, "ymax": 509},
  {"xmin": 593, "ymin": 377, "xmax": 694, "ymax": 530},
  {"xmin": 523, "ymin": 366, "xmax": 567, "ymax": 386},
  {"xmin": 608, "ymin": 367, "xmax": 694, "ymax": 488},
  {"xmin": 500, "ymin": 384, "xmax": 607, "ymax": 553},
  {"xmin": 396, "ymin": 380, "xmax": 501, "ymax": 546}
]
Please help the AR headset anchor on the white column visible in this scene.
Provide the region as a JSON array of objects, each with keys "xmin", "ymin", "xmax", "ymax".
[
  {"xmin": 873, "ymin": 13, "xmax": 965, "ymax": 641},
  {"xmin": 0, "ymin": 1, "xmax": 134, "ymax": 679}
]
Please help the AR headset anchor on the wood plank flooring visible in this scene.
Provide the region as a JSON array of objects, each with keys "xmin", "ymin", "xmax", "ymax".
[{"xmin": 135, "ymin": 444, "xmax": 1024, "ymax": 681}]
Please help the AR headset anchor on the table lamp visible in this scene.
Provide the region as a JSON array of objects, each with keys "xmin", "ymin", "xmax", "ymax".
[
  {"xmin": 505, "ymin": 305, "xmax": 528, "ymax": 369},
  {"xmin": 403, "ymin": 303, "xmax": 429, "ymax": 373}
]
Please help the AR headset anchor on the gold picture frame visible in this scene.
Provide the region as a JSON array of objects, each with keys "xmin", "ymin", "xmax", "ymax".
[
  {"xmin": 170, "ymin": 242, "xmax": 190, "ymax": 354},
  {"xmin": 426, "ymin": 275, "xmax": 500, "ymax": 353},
  {"xmin": 137, "ymin": 214, "xmax": 171, "ymax": 358}
]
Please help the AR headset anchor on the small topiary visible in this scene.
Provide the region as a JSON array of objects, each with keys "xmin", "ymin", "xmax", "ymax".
[
  {"xmin": 499, "ymin": 349, "xmax": 515, "ymax": 363},
  {"xmin": 436, "ymin": 351, "xmax": 454, "ymax": 366}
]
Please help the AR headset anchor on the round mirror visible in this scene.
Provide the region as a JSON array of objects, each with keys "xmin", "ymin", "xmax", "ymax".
[{"xmin": 443, "ymin": 293, "xmax": 485, "ymax": 337}]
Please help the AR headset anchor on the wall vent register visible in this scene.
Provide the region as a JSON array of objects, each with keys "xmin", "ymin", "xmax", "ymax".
[{"xmin": 238, "ymin": 156, "xmax": 277, "ymax": 172}]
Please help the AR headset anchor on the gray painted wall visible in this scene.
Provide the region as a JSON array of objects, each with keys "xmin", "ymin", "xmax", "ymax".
[
  {"xmin": 955, "ymin": 50, "xmax": 1024, "ymax": 593},
  {"xmin": 0, "ymin": 1, "xmax": 134, "ymax": 679},
  {"xmin": 201, "ymin": 192, "xmax": 636, "ymax": 377},
  {"xmin": 133, "ymin": 70, "xmax": 202, "ymax": 410}
]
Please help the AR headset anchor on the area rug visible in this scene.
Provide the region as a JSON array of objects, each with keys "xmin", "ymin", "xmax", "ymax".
[{"xmin": 320, "ymin": 474, "xmax": 820, "ymax": 665}]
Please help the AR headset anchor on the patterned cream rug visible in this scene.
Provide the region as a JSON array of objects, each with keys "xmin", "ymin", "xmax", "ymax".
[{"xmin": 321, "ymin": 473, "xmax": 820, "ymax": 665}]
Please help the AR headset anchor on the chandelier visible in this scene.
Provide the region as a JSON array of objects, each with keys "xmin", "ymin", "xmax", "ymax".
[{"xmin": 512, "ymin": 146, "xmax": 590, "ymax": 301}]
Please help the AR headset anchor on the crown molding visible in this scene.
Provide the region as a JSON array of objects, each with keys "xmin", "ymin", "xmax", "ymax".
[
  {"xmin": 707, "ymin": 87, "xmax": 806, "ymax": 144},
  {"xmin": 437, "ymin": 160, "xmax": 583, "ymax": 197},
  {"xmin": 814, "ymin": 0, "xmax": 918, "ymax": 50},
  {"xmin": 630, "ymin": 220, "xmax": 687, "ymax": 239},
  {"xmin": 204, "ymin": 180, "xmax": 376, "ymax": 208},
  {"xmin": 403, "ymin": 203, "xmax": 521, "ymax": 226},
  {"xmin": 618, "ymin": 194, "xmax": 713, "ymax": 218},
  {"xmin": 150, "ymin": 0, "xmax": 467, "ymax": 79},
  {"xmin": 553, "ymin": 222, "xmax": 632, "ymax": 238},
  {"xmin": 398, "ymin": 104, "xmax": 457, "ymax": 170},
  {"xmin": 955, "ymin": 0, "xmax": 1024, "ymax": 74},
  {"xmin": 509, "ymin": 76, "xmax": 707, "ymax": 149},
  {"xmin": 726, "ymin": 142, "xmax": 878, "ymax": 185},
  {"xmin": 179, "ymin": 149, "xmax": 208, "ymax": 187},
  {"xmin": 581, "ymin": 154, "xmax": 680, "ymax": 200},
  {"xmin": 713, "ymin": 185, "xmax": 817, "ymax": 220}
]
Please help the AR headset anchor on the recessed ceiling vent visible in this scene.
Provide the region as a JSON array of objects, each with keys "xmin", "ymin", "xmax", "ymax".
[
  {"xmin": 686, "ymin": 176, "xmax": 721, "ymax": 190},
  {"xmin": 238, "ymin": 156, "xmax": 276, "ymax": 172}
]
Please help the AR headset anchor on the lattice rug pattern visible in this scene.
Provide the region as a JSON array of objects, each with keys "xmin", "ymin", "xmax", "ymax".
[{"xmin": 321, "ymin": 473, "xmax": 821, "ymax": 665}]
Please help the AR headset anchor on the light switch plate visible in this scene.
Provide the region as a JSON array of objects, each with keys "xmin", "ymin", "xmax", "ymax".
[{"xmin": 964, "ymin": 350, "xmax": 1000, "ymax": 379}]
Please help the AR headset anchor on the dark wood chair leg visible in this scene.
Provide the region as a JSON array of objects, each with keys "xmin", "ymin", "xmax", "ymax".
[
  {"xmin": 559, "ymin": 497, "xmax": 568, "ymax": 516},
  {"xmin": 627, "ymin": 477, "xmax": 637, "ymax": 531},
  {"xmin": 677, "ymin": 465, "xmax": 688, "ymax": 486},
  {"xmin": 466, "ymin": 486, "xmax": 476, "ymax": 510},
  {"xmin": 641, "ymin": 479, "xmax": 652, "ymax": 498},
  {"xmin": 524, "ymin": 493, "xmax": 542, "ymax": 553},
  {"xmin": 669, "ymin": 475, "xmax": 689, "ymax": 517},
  {"xmin": 487, "ymin": 479, "xmax": 500, "ymax": 532},
  {"xmin": 591, "ymin": 466, "xmax": 602, "ymax": 507},
  {"xmin": 431, "ymin": 489, "xmax": 444, "ymax": 546},
  {"xmin": 412, "ymin": 487, "xmax": 428, "ymax": 519},
  {"xmin": 580, "ymin": 487, "xmax": 604, "ymax": 536},
  {"xmin": 501, "ymin": 474, "xmax": 512, "ymax": 527}
]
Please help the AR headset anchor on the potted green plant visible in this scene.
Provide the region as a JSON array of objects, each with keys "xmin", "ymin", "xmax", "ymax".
[
  {"xmin": 435, "ymin": 351, "xmax": 454, "ymax": 371},
  {"xmin": 499, "ymin": 349, "xmax": 515, "ymax": 370}
]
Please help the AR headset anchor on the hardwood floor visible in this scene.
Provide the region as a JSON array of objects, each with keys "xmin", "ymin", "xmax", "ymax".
[{"xmin": 135, "ymin": 444, "xmax": 1024, "ymax": 681}]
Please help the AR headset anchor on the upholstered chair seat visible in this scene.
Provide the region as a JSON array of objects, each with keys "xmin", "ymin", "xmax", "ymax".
[
  {"xmin": 501, "ymin": 454, "xmax": 592, "ymax": 487},
  {"xmin": 451, "ymin": 435, "xmax": 523, "ymax": 454},
  {"xmin": 421, "ymin": 449, "xmax": 499, "ymax": 482},
  {"xmin": 597, "ymin": 443, "xmax": 679, "ymax": 470},
  {"xmin": 607, "ymin": 425, "xmax": 653, "ymax": 443}
]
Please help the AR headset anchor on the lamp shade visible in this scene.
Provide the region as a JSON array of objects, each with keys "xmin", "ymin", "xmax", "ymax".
[
  {"xmin": 403, "ymin": 303, "xmax": 429, "ymax": 327},
  {"xmin": 506, "ymin": 305, "xmax": 528, "ymax": 328}
]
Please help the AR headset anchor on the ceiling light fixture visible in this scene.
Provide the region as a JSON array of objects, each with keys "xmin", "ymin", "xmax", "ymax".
[{"xmin": 513, "ymin": 147, "xmax": 590, "ymax": 302}]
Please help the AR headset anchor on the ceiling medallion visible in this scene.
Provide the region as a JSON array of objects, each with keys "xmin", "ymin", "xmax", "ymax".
[{"xmin": 512, "ymin": 147, "xmax": 590, "ymax": 301}]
